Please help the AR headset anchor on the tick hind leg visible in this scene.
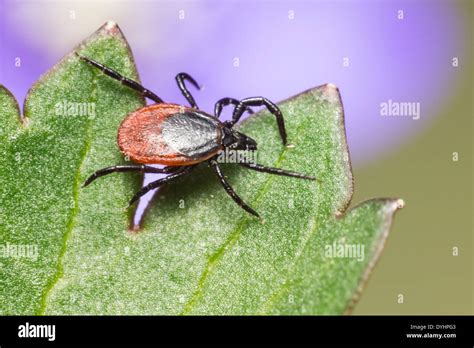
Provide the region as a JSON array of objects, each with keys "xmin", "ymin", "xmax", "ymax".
[
  {"xmin": 128, "ymin": 165, "xmax": 196, "ymax": 207},
  {"xmin": 231, "ymin": 97, "xmax": 287, "ymax": 145},
  {"xmin": 82, "ymin": 165, "xmax": 180, "ymax": 187},
  {"xmin": 209, "ymin": 159, "xmax": 260, "ymax": 218},
  {"xmin": 175, "ymin": 73, "xmax": 201, "ymax": 109},
  {"xmin": 76, "ymin": 54, "xmax": 163, "ymax": 103}
]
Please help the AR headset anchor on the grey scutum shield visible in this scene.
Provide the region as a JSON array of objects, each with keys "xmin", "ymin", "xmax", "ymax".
[{"xmin": 161, "ymin": 111, "xmax": 222, "ymax": 159}]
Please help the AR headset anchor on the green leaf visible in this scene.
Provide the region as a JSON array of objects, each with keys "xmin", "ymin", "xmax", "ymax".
[{"xmin": 0, "ymin": 22, "xmax": 403, "ymax": 315}]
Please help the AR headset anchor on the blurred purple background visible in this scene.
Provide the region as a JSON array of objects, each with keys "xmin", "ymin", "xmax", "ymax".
[{"xmin": 0, "ymin": 0, "xmax": 468, "ymax": 227}]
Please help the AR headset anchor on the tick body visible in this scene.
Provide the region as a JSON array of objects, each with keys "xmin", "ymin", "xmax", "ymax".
[
  {"xmin": 79, "ymin": 54, "xmax": 317, "ymax": 218},
  {"xmin": 118, "ymin": 104, "xmax": 223, "ymax": 165}
]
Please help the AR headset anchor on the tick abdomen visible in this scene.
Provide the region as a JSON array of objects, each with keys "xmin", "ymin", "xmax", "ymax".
[{"xmin": 117, "ymin": 104, "xmax": 223, "ymax": 165}]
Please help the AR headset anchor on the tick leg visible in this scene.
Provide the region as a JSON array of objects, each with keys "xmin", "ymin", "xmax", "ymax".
[
  {"xmin": 239, "ymin": 162, "xmax": 317, "ymax": 181},
  {"xmin": 231, "ymin": 97, "xmax": 287, "ymax": 145},
  {"xmin": 76, "ymin": 54, "xmax": 164, "ymax": 103},
  {"xmin": 209, "ymin": 159, "xmax": 260, "ymax": 218},
  {"xmin": 128, "ymin": 165, "xmax": 195, "ymax": 207},
  {"xmin": 82, "ymin": 165, "xmax": 179, "ymax": 188},
  {"xmin": 214, "ymin": 97, "xmax": 254, "ymax": 119},
  {"xmin": 175, "ymin": 72, "xmax": 201, "ymax": 109}
]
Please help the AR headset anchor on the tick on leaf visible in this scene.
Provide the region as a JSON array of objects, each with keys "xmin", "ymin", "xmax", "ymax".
[{"xmin": 79, "ymin": 54, "xmax": 316, "ymax": 218}]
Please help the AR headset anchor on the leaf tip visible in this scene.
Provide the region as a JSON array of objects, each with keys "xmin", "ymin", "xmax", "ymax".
[
  {"xmin": 395, "ymin": 198, "xmax": 405, "ymax": 210},
  {"xmin": 325, "ymin": 83, "xmax": 339, "ymax": 90},
  {"xmin": 105, "ymin": 20, "xmax": 118, "ymax": 28},
  {"xmin": 101, "ymin": 20, "xmax": 122, "ymax": 36},
  {"xmin": 319, "ymin": 83, "xmax": 341, "ymax": 104},
  {"xmin": 378, "ymin": 197, "xmax": 405, "ymax": 218}
]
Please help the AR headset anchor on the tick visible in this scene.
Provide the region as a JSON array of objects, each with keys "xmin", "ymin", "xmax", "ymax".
[{"xmin": 79, "ymin": 54, "xmax": 316, "ymax": 218}]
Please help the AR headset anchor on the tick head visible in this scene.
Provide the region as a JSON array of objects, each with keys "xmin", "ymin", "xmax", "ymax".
[{"xmin": 222, "ymin": 128, "xmax": 257, "ymax": 151}]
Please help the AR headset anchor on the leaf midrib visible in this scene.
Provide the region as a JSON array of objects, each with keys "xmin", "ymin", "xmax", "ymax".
[{"xmin": 36, "ymin": 70, "xmax": 97, "ymax": 315}]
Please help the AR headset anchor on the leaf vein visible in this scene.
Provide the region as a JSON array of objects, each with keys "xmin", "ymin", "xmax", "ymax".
[
  {"xmin": 36, "ymin": 72, "xmax": 97, "ymax": 315},
  {"xmin": 180, "ymin": 119, "xmax": 307, "ymax": 315}
]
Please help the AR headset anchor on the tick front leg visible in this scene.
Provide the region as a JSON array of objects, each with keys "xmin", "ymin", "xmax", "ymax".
[
  {"xmin": 82, "ymin": 165, "xmax": 179, "ymax": 188},
  {"xmin": 209, "ymin": 159, "xmax": 260, "ymax": 218},
  {"xmin": 128, "ymin": 165, "xmax": 195, "ymax": 207},
  {"xmin": 76, "ymin": 54, "xmax": 164, "ymax": 103},
  {"xmin": 175, "ymin": 73, "xmax": 201, "ymax": 109},
  {"xmin": 238, "ymin": 162, "xmax": 317, "ymax": 181},
  {"xmin": 231, "ymin": 97, "xmax": 287, "ymax": 145},
  {"xmin": 214, "ymin": 97, "xmax": 254, "ymax": 119}
]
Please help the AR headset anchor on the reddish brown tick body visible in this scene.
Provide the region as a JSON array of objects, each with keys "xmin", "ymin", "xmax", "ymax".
[{"xmin": 118, "ymin": 104, "xmax": 223, "ymax": 166}]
